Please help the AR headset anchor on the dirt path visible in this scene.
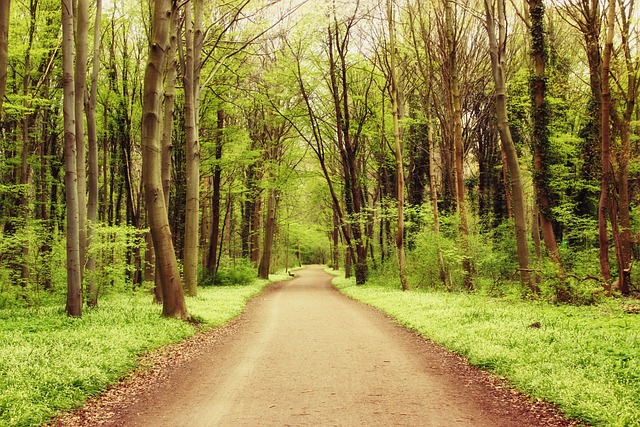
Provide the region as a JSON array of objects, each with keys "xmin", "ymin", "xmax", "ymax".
[{"xmin": 52, "ymin": 266, "xmax": 577, "ymax": 426}]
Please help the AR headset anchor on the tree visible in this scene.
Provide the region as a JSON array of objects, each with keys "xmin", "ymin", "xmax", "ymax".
[
  {"xmin": 484, "ymin": 0, "xmax": 537, "ymax": 293},
  {"xmin": 62, "ymin": 0, "xmax": 82, "ymax": 316},
  {"xmin": 599, "ymin": 0, "xmax": 615, "ymax": 288},
  {"xmin": 528, "ymin": 0, "xmax": 565, "ymax": 283},
  {"xmin": 182, "ymin": 0, "xmax": 202, "ymax": 297},
  {"xmin": 386, "ymin": 0, "xmax": 408, "ymax": 291},
  {"xmin": 75, "ymin": 0, "xmax": 89, "ymax": 282},
  {"xmin": 0, "ymin": 0, "xmax": 9, "ymax": 117},
  {"xmin": 86, "ymin": 0, "xmax": 103, "ymax": 306},
  {"xmin": 326, "ymin": 4, "xmax": 373, "ymax": 285},
  {"xmin": 443, "ymin": 0, "xmax": 472, "ymax": 289},
  {"xmin": 610, "ymin": 0, "xmax": 639, "ymax": 295},
  {"xmin": 142, "ymin": 0, "xmax": 189, "ymax": 320}
]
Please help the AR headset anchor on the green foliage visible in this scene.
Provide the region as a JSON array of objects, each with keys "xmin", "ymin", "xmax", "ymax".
[
  {"xmin": 334, "ymin": 274, "xmax": 640, "ymax": 426},
  {"xmin": 0, "ymin": 281, "xmax": 268, "ymax": 427},
  {"xmin": 85, "ymin": 224, "xmax": 149, "ymax": 296},
  {"xmin": 199, "ymin": 259, "xmax": 257, "ymax": 287}
]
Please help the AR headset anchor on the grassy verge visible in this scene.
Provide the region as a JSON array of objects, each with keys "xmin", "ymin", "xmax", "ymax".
[
  {"xmin": 0, "ymin": 272, "xmax": 288, "ymax": 427},
  {"xmin": 331, "ymin": 272, "xmax": 640, "ymax": 427}
]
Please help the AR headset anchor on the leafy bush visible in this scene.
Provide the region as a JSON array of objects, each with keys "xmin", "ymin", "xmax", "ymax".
[{"xmin": 199, "ymin": 259, "xmax": 257, "ymax": 287}]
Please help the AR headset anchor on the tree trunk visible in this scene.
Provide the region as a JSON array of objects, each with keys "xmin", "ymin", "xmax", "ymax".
[
  {"xmin": 599, "ymin": 0, "xmax": 615, "ymax": 288},
  {"xmin": 207, "ymin": 110, "xmax": 224, "ymax": 273},
  {"xmin": 613, "ymin": 5, "xmax": 637, "ymax": 296},
  {"xmin": 332, "ymin": 209, "xmax": 340, "ymax": 270},
  {"xmin": 327, "ymin": 21, "xmax": 368, "ymax": 285},
  {"xmin": 428, "ymin": 99, "xmax": 448, "ymax": 288},
  {"xmin": 142, "ymin": 0, "xmax": 189, "ymax": 320},
  {"xmin": 183, "ymin": 0, "xmax": 200, "ymax": 296},
  {"xmin": 86, "ymin": 0, "xmax": 102, "ymax": 307},
  {"xmin": 528, "ymin": 0, "xmax": 564, "ymax": 274},
  {"xmin": 484, "ymin": 0, "xmax": 537, "ymax": 293},
  {"xmin": 62, "ymin": 0, "xmax": 82, "ymax": 317},
  {"xmin": 0, "ymin": 0, "xmax": 9, "ymax": 118},
  {"xmin": 446, "ymin": 0, "xmax": 472, "ymax": 289},
  {"xmin": 258, "ymin": 188, "xmax": 277, "ymax": 279},
  {"xmin": 387, "ymin": 0, "xmax": 409, "ymax": 291},
  {"xmin": 75, "ymin": 0, "xmax": 89, "ymax": 281}
]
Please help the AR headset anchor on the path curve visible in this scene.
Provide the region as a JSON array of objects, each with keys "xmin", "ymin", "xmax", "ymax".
[{"xmin": 57, "ymin": 266, "xmax": 577, "ymax": 426}]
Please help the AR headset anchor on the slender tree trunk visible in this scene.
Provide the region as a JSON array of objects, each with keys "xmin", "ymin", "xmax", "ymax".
[
  {"xmin": 528, "ymin": 0, "xmax": 564, "ymax": 278},
  {"xmin": 142, "ymin": 0, "xmax": 189, "ymax": 320},
  {"xmin": 500, "ymin": 141, "xmax": 513, "ymax": 218},
  {"xmin": 327, "ymin": 21, "xmax": 368, "ymax": 285},
  {"xmin": 153, "ymin": 0, "xmax": 179, "ymax": 304},
  {"xmin": 183, "ymin": 0, "xmax": 201, "ymax": 296},
  {"xmin": 207, "ymin": 110, "xmax": 224, "ymax": 273},
  {"xmin": 332, "ymin": 209, "xmax": 340, "ymax": 270},
  {"xmin": 407, "ymin": 4, "xmax": 447, "ymax": 287},
  {"xmin": 62, "ymin": 0, "xmax": 82, "ymax": 317},
  {"xmin": 614, "ymin": 5, "xmax": 637, "ymax": 295},
  {"xmin": 258, "ymin": 187, "xmax": 277, "ymax": 279},
  {"xmin": 86, "ymin": 0, "xmax": 102, "ymax": 307},
  {"xmin": 445, "ymin": 0, "xmax": 472, "ymax": 289},
  {"xmin": 75, "ymin": 0, "xmax": 89, "ymax": 281},
  {"xmin": 484, "ymin": 0, "xmax": 537, "ymax": 293},
  {"xmin": 532, "ymin": 198, "xmax": 542, "ymax": 285},
  {"xmin": 387, "ymin": 0, "xmax": 408, "ymax": 291},
  {"xmin": 0, "ymin": 0, "xmax": 9, "ymax": 118},
  {"xmin": 427, "ymin": 99, "xmax": 448, "ymax": 288},
  {"xmin": 599, "ymin": 0, "xmax": 615, "ymax": 288}
]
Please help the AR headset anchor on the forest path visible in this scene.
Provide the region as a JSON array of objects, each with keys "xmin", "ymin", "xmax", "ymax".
[{"xmin": 55, "ymin": 266, "xmax": 574, "ymax": 426}]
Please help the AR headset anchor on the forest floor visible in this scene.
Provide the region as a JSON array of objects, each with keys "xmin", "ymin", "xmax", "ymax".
[{"xmin": 49, "ymin": 266, "xmax": 580, "ymax": 426}]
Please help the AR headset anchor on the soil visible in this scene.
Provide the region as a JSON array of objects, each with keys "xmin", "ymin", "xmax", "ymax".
[{"xmin": 48, "ymin": 266, "xmax": 583, "ymax": 426}]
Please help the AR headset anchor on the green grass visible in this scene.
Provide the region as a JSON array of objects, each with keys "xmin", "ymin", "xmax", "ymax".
[
  {"xmin": 332, "ymin": 273, "xmax": 640, "ymax": 427},
  {"xmin": 0, "ymin": 272, "xmax": 288, "ymax": 427}
]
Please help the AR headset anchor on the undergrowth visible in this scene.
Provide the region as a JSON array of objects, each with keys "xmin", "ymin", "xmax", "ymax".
[
  {"xmin": 332, "ymin": 271, "xmax": 640, "ymax": 427},
  {"xmin": 0, "ymin": 271, "xmax": 288, "ymax": 427}
]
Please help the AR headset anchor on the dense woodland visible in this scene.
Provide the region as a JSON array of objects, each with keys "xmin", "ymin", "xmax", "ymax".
[{"xmin": 0, "ymin": 0, "xmax": 639, "ymax": 318}]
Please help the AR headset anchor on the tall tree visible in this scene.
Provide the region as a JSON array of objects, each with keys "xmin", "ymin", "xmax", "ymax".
[
  {"xmin": 406, "ymin": 0, "xmax": 448, "ymax": 287},
  {"xmin": 142, "ymin": 0, "xmax": 189, "ymax": 320},
  {"xmin": 182, "ymin": 0, "xmax": 204, "ymax": 296},
  {"xmin": 599, "ymin": 0, "xmax": 615, "ymax": 288},
  {"xmin": 327, "ymin": 4, "xmax": 372, "ymax": 285},
  {"xmin": 444, "ymin": 0, "xmax": 472, "ymax": 289},
  {"xmin": 528, "ymin": 0, "xmax": 564, "ymax": 277},
  {"xmin": 86, "ymin": 0, "xmax": 103, "ymax": 306},
  {"xmin": 62, "ymin": 0, "xmax": 82, "ymax": 316},
  {"xmin": 206, "ymin": 109, "xmax": 224, "ymax": 274},
  {"xmin": 386, "ymin": 0, "xmax": 408, "ymax": 291},
  {"xmin": 0, "ymin": 0, "xmax": 9, "ymax": 117},
  {"xmin": 75, "ymin": 0, "xmax": 89, "ymax": 280},
  {"xmin": 562, "ymin": 0, "xmax": 602, "ymax": 218},
  {"xmin": 611, "ymin": 0, "xmax": 638, "ymax": 295},
  {"xmin": 484, "ymin": 0, "xmax": 537, "ymax": 293},
  {"xmin": 182, "ymin": 0, "xmax": 199, "ymax": 296}
]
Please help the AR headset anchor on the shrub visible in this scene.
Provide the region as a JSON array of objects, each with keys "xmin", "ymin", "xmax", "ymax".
[{"xmin": 200, "ymin": 259, "xmax": 257, "ymax": 287}]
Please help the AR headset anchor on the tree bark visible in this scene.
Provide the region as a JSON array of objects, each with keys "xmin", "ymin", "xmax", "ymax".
[
  {"xmin": 446, "ymin": 0, "xmax": 472, "ymax": 289},
  {"xmin": 613, "ymin": 3, "xmax": 637, "ymax": 295},
  {"xmin": 75, "ymin": 0, "xmax": 89, "ymax": 281},
  {"xmin": 484, "ymin": 0, "xmax": 537, "ymax": 293},
  {"xmin": 258, "ymin": 187, "xmax": 277, "ymax": 279},
  {"xmin": 387, "ymin": 0, "xmax": 409, "ymax": 291},
  {"xmin": 183, "ymin": 0, "xmax": 200, "ymax": 296},
  {"xmin": 528, "ymin": 0, "xmax": 564, "ymax": 276},
  {"xmin": 0, "ymin": 0, "xmax": 9, "ymax": 118},
  {"xmin": 599, "ymin": 0, "xmax": 615, "ymax": 288},
  {"xmin": 62, "ymin": 0, "xmax": 82, "ymax": 317},
  {"xmin": 86, "ymin": 0, "xmax": 102, "ymax": 306},
  {"xmin": 142, "ymin": 0, "xmax": 189, "ymax": 320},
  {"xmin": 207, "ymin": 110, "xmax": 224, "ymax": 273}
]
